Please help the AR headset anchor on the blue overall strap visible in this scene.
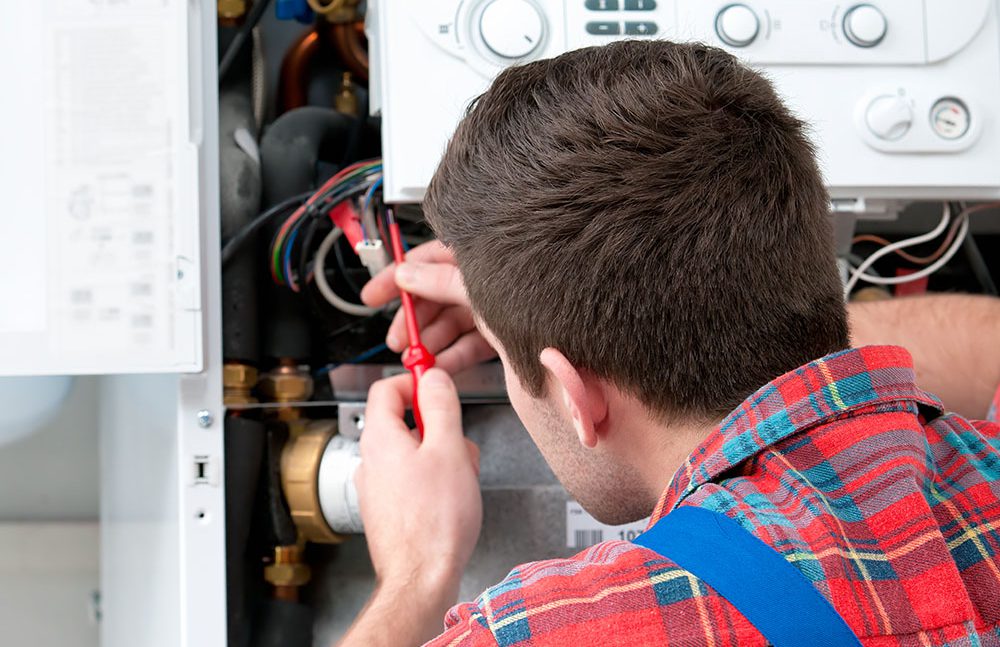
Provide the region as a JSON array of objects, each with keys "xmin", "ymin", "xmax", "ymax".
[{"xmin": 633, "ymin": 506, "xmax": 862, "ymax": 647}]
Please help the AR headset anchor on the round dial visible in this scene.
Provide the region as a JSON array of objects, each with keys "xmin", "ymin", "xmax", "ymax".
[
  {"xmin": 479, "ymin": 0, "xmax": 545, "ymax": 60},
  {"xmin": 715, "ymin": 4, "xmax": 760, "ymax": 48},
  {"xmin": 844, "ymin": 4, "xmax": 887, "ymax": 48},
  {"xmin": 866, "ymin": 95, "xmax": 912, "ymax": 141},
  {"xmin": 930, "ymin": 98, "xmax": 971, "ymax": 140}
]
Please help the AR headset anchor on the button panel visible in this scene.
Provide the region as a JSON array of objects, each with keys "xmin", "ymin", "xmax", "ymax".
[
  {"xmin": 625, "ymin": 21, "xmax": 658, "ymax": 35},
  {"xmin": 585, "ymin": 21, "xmax": 621, "ymax": 35}
]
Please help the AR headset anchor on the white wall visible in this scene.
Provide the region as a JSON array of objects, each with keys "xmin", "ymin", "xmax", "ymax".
[
  {"xmin": 0, "ymin": 378, "xmax": 100, "ymax": 646},
  {"xmin": 0, "ymin": 377, "xmax": 100, "ymax": 520}
]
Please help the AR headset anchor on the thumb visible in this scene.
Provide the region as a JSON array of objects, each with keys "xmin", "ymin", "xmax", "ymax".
[
  {"xmin": 417, "ymin": 368, "xmax": 463, "ymax": 446},
  {"xmin": 396, "ymin": 262, "xmax": 469, "ymax": 306}
]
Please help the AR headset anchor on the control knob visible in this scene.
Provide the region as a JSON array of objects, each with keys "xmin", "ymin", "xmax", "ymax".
[
  {"xmin": 844, "ymin": 4, "xmax": 887, "ymax": 48},
  {"xmin": 479, "ymin": 0, "xmax": 545, "ymax": 59},
  {"xmin": 865, "ymin": 95, "xmax": 912, "ymax": 141},
  {"xmin": 715, "ymin": 4, "xmax": 760, "ymax": 48}
]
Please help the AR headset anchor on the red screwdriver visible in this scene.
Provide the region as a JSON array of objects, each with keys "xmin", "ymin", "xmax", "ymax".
[{"xmin": 386, "ymin": 208, "xmax": 435, "ymax": 439}]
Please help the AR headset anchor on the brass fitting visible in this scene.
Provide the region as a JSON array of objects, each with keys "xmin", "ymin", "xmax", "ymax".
[
  {"xmin": 334, "ymin": 72, "xmax": 359, "ymax": 117},
  {"xmin": 218, "ymin": 0, "xmax": 248, "ymax": 24},
  {"xmin": 258, "ymin": 362, "xmax": 314, "ymax": 421},
  {"xmin": 223, "ymin": 363, "xmax": 258, "ymax": 406},
  {"xmin": 281, "ymin": 421, "xmax": 345, "ymax": 544},
  {"xmin": 265, "ymin": 545, "xmax": 311, "ymax": 600},
  {"xmin": 851, "ymin": 287, "xmax": 893, "ymax": 302},
  {"xmin": 309, "ymin": 0, "xmax": 361, "ymax": 24}
]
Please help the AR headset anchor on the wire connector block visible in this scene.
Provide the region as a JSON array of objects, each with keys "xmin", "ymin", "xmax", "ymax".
[{"xmin": 355, "ymin": 240, "xmax": 390, "ymax": 277}]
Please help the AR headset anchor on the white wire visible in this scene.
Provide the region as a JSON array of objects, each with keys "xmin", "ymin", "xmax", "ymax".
[
  {"xmin": 314, "ymin": 227, "xmax": 380, "ymax": 317},
  {"xmin": 844, "ymin": 203, "xmax": 951, "ymax": 296},
  {"xmin": 849, "ymin": 215, "xmax": 970, "ymax": 287}
]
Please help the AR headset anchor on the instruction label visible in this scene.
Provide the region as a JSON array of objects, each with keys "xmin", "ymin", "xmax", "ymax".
[{"xmin": 566, "ymin": 500, "xmax": 649, "ymax": 549}]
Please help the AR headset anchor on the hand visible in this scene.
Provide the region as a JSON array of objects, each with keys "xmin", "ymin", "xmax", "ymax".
[
  {"xmin": 355, "ymin": 369, "xmax": 483, "ymax": 625},
  {"xmin": 361, "ymin": 240, "xmax": 497, "ymax": 374}
]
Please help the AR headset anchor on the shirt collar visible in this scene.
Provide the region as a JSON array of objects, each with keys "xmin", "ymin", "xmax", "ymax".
[{"xmin": 649, "ymin": 345, "xmax": 944, "ymax": 524}]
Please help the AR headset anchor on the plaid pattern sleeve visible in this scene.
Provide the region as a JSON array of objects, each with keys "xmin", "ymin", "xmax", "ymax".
[{"xmin": 424, "ymin": 346, "xmax": 1000, "ymax": 647}]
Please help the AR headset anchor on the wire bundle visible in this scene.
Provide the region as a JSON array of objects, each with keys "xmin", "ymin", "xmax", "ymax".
[
  {"xmin": 845, "ymin": 201, "xmax": 1000, "ymax": 296},
  {"xmin": 268, "ymin": 159, "xmax": 382, "ymax": 292}
]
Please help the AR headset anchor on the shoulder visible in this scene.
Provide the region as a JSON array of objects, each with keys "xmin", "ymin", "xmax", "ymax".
[{"xmin": 426, "ymin": 540, "xmax": 763, "ymax": 647}]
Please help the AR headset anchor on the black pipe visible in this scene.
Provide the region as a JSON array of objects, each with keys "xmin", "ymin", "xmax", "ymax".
[
  {"xmin": 225, "ymin": 416, "xmax": 267, "ymax": 647},
  {"xmin": 258, "ymin": 107, "xmax": 355, "ymax": 362},
  {"xmin": 220, "ymin": 88, "xmax": 264, "ymax": 364},
  {"xmin": 250, "ymin": 599, "xmax": 314, "ymax": 647}
]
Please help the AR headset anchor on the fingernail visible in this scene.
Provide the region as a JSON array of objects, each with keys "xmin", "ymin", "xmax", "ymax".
[
  {"xmin": 396, "ymin": 262, "xmax": 417, "ymax": 288},
  {"xmin": 386, "ymin": 334, "xmax": 400, "ymax": 351}
]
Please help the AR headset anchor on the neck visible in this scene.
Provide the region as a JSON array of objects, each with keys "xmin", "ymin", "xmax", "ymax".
[{"xmin": 625, "ymin": 410, "xmax": 718, "ymax": 507}]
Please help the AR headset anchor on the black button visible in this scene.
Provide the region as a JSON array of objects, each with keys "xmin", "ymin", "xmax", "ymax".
[
  {"xmin": 586, "ymin": 21, "xmax": 622, "ymax": 35},
  {"xmin": 624, "ymin": 21, "xmax": 658, "ymax": 35},
  {"xmin": 585, "ymin": 0, "xmax": 619, "ymax": 10},
  {"xmin": 624, "ymin": 0, "xmax": 656, "ymax": 10}
]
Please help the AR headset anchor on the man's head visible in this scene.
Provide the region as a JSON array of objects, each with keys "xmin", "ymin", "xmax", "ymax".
[{"xmin": 424, "ymin": 40, "xmax": 849, "ymax": 522}]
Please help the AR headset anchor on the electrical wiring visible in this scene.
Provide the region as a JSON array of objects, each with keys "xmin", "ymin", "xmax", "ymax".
[
  {"xmin": 314, "ymin": 343, "xmax": 390, "ymax": 378},
  {"xmin": 218, "ymin": 0, "xmax": 273, "ymax": 81},
  {"xmin": 852, "ymin": 213, "xmax": 967, "ymax": 266},
  {"xmin": 847, "ymin": 215, "xmax": 970, "ymax": 288},
  {"xmin": 268, "ymin": 159, "xmax": 382, "ymax": 288},
  {"xmin": 221, "ymin": 191, "xmax": 314, "ymax": 267},
  {"xmin": 314, "ymin": 227, "xmax": 380, "ymax": 316},
  {"xmin": 844, "ymin": 203, "xmax": 952, "ymax": 296}
]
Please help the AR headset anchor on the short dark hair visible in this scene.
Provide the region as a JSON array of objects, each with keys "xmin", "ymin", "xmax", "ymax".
[{"xmin": 424, "ymin": 40, "xmax": 849, "ymax": 420}]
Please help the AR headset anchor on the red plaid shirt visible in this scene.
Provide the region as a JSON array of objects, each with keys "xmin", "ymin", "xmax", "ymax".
[{"xmin": 427, "ymin": 346, "xmax": 1000, "ymax": 646}]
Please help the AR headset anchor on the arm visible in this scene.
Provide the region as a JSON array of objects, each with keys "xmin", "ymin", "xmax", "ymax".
[
  {"xmin": 337, "ymin": 370, "xmax": 483, "ymax": 647},
  {"xmin": 848, "ymin": 294, "xmax": 1000, "ymax": 419}
]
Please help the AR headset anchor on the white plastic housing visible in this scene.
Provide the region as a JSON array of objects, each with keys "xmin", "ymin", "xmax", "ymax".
[{"xmin": 370, "ymin": 0, "xmax": 1000, "ymax": 202}]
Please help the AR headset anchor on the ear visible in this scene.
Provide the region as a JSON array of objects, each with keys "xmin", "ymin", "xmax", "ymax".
[{"xmin": 539, "ymin": 348, "xmax": 608, "ymax": 449}]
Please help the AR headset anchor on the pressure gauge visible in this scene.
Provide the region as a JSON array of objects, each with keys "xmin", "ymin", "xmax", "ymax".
[{"xmin": 930, "ymin": 98, "xmax": 971, "ymax": 140}]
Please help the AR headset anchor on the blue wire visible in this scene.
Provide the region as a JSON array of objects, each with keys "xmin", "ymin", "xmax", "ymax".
[
  {"xmin": 315, "ymin": 343, "xmax": 390, "ymax": 378},
  {"xmin": 283, "ymin": 224, "xmax": 301, "ymax": 288},
  {"xmin": 361, "ymin": 177, "xmax": 383, "ymax": 221}
]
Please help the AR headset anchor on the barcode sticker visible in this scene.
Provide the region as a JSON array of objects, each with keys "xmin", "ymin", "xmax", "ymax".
[{"xmin": 566, "ymin": 501, "xmax": 650, "ymax": 548}]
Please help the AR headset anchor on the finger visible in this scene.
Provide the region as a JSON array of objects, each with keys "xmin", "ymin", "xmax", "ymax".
[
  {"xmin": 434, "ymin": 332, "xmax": 499, "ymax": 375},
  {"xmin": 360, "ymin": 241, "xmax": 455, "ymax": 307},
  {"xmin": 420, "ymin": 306, "xmax": 476, "ymax": 355},
  {"xmin": 395, "ymin": 262, "xmax": 470, "ymax": 307},
  {"xmin": 362, "ymin": 375, "xmax": 419, "ymax": 453},
  {"xmin": 386, "ymin": 299, "xmax": 444, "ymax": 352},
  {"xmin": 416, "ymin": 369, "xmax": 463, "ymax": 449},
  {"xmin": 465, "ymin": 438, "xmax": 481, "ymax": 477}
]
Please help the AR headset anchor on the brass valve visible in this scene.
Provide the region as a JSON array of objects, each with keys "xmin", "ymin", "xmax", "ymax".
[
  {"xmin": 223, "ymin": 363, "xmax": 258, "ymax": 406},
  {"xmin": 218, "ymin": 0, "xmax": 249, "ymax": 25},
  {"xmin": 265, "ymin": 545, "xmax": 311, "ymax": 601},
  {"xmin": 281, "ymin": 421, "xmax": 346, "ymax": 544}
]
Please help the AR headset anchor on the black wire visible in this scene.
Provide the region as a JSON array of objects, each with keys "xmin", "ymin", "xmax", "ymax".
[
  {"xmin": 218, "ymin": 0, "xmax": 272, "ymax": 82},
  {"xmin": 221, "ymin": 191, "xmax": 312, "ymax": 267},
  {"xmin": 297, "ymin": 213, "xmax": 326, "ymax": 291},
  {"xmin": 963, "ymin": 234, "xmax": 999, "ymax": 296},
  {"xmin": 327, "ymin": 311, "xmax": 384, "ymax": 340}
]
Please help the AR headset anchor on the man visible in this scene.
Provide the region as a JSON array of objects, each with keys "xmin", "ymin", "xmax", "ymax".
[{"xmin": 340, "ymin": 40, "xmax": 1000, "ymax": 645}]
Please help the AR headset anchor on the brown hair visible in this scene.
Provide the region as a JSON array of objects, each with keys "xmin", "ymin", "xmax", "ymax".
[{"xmin": 424, "ymin": 40, "xmax": 849, "ymax": 420}]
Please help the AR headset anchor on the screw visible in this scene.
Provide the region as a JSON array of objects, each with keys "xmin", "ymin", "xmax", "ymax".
[
  {"xmin": 352, "ymin": 413, "xmax": 365, "ymax": 433},
  {"xmin": 196, "ymin": 410, "xmax": 213, "ymax": 428}
]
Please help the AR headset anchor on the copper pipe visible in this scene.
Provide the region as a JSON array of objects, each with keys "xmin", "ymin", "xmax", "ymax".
[
  {"xmin": 331, "ymin": 21, "xmax": 369, "ymax": 83},
  {"xmin": 280, "ymin": 29, "xmax": 322, "ymax": 112}
]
